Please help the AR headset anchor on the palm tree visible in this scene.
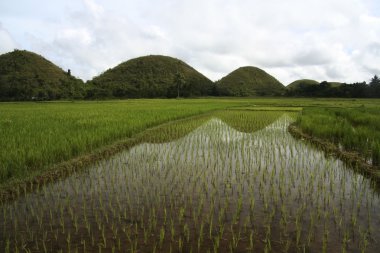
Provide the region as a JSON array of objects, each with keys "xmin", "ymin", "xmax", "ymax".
[{"xmin": 174, "ymin": 71, "xmax": 185, "ymax": 98}]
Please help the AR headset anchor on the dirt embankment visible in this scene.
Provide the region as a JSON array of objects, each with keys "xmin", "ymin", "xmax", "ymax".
[{"xmin": 288, "ymin": 123, "xmax": 380, "ymax": 181}]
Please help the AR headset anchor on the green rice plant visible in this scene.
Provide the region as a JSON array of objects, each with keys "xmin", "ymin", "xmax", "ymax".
[
  {"xmin": 178, "ymin": 236, "xmax": 183, "ymax": 253},
  {"xmin": 342, "ymin": 230, "xmax": 350, "ymax": 253},
  {"xmin": 198, "ymin": 221, "xmax": 204, "ymax": 243},
  {"xmin": 248, "ymin": 230, "xmax": 254, "ymax": 251},
  {"xmin": 170, "ymin": 219, "xmax": 175, "ymax": 241},
  {"xmin": 184, "ymin": 223, "xmax": 190, "ymax": 243},
  {"xmin": 4, "ymin": 238, "xmax": 10, "ymax": 253},
  {"xmin": 178, "ymin": 207, "xmax": 185, "ymax": 224},
  {"xmin": 159, "ymin": 226, "xmax": 165, "ymax": 248},
  {"xmin": 231, "ymin": 226, "xmax": 241, "ymax": 250},
  {"xmin": 66, "ymin": 232, "xmax": 71, "ymax": 253},
  {"xmin": 359, "ymin": 228, "xmax": 369, "ymax": 253}
]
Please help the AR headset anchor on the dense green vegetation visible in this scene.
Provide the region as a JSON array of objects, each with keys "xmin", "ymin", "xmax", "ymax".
[
  {"xmin": 216, "ymin": 66, "xmax": 286, "ymax": 96},
  {"xmin": 0, "ymin": 50, "xmax": 84, "ymax": 101},
  {"xmin": 0, "ymin": 99, "xmax": 251, "ymax": 185},
  {"xmin": 87, "ymin": 55, "xmax": 215, "ymax": 98},
  {"xmin": 286, "ymin": 76, "xmax": 380, "ymax": 98},
  {"xmin": 295, "ymin": 106, "xmax": 380, "ymax": 165}
]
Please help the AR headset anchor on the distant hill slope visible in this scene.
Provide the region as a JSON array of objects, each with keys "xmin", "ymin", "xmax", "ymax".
[
  {"xmin": 87, "ymin": 55, "xmax": 215, "ymax": 98},
  {"xmin": 288, "ymin": 79, "xmax": 343, "ymax": 88},
  {"xmin": 286, "ymin": 79, "xmax": 345, "ymax": 96},
  {"xmin": 287, "ymin": 79, "xmax": 319, "ymax": 90},
  {"xmin": 216, "ymin": 66, "xmax": 285, "ymax": 96},
  {"xmin": 0, "ymin": 50, "xmax": 84, "ymax": 100},
  {"xmin": 327, "ymin": 82, "xmax": 343, "ymax": 88}
]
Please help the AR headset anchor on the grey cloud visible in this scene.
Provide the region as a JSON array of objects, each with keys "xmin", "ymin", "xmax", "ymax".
[
  {"xmin": 367, "ymin": 43, "xmax": 380, "ymax": 56},
  {"xmin": 293, "ymin": 49, "xmax": 332, "ymax": 66},
  {"xmin": 325, "ymin": 65, "xmax": 344, "ymax": 79},
  {"xmin": 353, "ymin": 43, "xmax": 380, "ymax": 76}
]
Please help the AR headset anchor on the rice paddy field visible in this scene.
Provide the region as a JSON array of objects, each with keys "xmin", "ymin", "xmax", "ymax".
[
  {"xmin": 1, "ymin": 98, "xmax": 380, "ymax": 252},
  {"xmin": 295, "ymin": 106, "xmax": 380, "ymax": 166},
  {"xmin": 0, "ymin": 99, "xmax": 250, "ymax": 185}
]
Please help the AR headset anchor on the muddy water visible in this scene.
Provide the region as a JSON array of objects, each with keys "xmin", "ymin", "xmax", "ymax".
[{"xmin": 1, "ymin": 112, "xmax": 380, "ymax": 252}]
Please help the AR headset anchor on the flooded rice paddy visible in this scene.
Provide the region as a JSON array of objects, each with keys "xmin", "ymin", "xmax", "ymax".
[{"xmin": 1, "ymin": 110, "xmax": 380, "ymax": 252}]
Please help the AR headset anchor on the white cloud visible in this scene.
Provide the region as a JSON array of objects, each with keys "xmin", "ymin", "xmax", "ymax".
[
  {"xmin": 83, "ymin": 0, "xmax": 104, "ymax": 18},
  {"xmin": 354, "ymin": 43, "xmax": 380, "ymax": 75},
  {"xmin": 0, "ymin": 23, "xmax": 18, "ymax": 53},
  {"xmin": 1, "ymin": 0, "xmax": 380, "ymax": 84}
]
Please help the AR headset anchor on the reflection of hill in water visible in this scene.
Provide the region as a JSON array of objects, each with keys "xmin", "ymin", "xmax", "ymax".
[
  {"xmin": 127, "ymin": 114, "xmax": 306, "ymax": 170},
  {"xmin": 139, "ymin": 110, "xmax": 285, "ymax": 144},
  {"xmin": 123, "ymin": 113, "xmax": 353, "ymax": 185},
  {"xmin": 213, "ymin": 110, "xmax": 284, "ymax": 133},
  {"xmin": 168, "ymin": 114, "xmax": 293, "ymax": 146}
]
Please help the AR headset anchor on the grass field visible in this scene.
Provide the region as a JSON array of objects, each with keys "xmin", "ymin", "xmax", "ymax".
[{"xmin": 1, "ymin": 108, "xmax": 380, "ymax": 252}]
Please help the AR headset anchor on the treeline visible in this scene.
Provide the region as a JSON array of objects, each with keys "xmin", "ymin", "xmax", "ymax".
[
  {"xmin": 86, "ymin": 72, "xmax": 217, "ymax": 99},
  {"xmin": 83, "ymin": 75, "xmax": 380, "ymax": 99},
  {"xmin": 2, "ymin": 75, "xmax": 380, "ymax": 101},
  {"xmin": 0, "ymin": 74, "xmax": 218, "ymax": 101},
  {"xmin": 286, "ymin": 75, "xmax": 380, "ymax": 98}
]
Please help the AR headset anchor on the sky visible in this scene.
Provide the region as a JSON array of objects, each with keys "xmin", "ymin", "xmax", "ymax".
[{"xmin": 0, "ymin": 0, "xmax": 379, "ymax": 85}]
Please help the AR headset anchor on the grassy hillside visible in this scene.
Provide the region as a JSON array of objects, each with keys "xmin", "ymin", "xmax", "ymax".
[
  {"xmin": 287, "ymin": 79, "xmax": 319, "ymax": 90},
  {"xmin": 286, "ymin": 79, "xmax": 345, "ymax": 96},
  {"xmin": 87, "ymin": 55, "xmax": 215, "ymax": 98},
  {"xmin": 216, "ymin": 66, "xmax": 285, "ymax": 96},
  {"xmin": 328, "ymin": 82, "xmax": 343, "ymax": 88},
  {"xmin": 0, "ymin": 50, "xmax": 84, "ymax": 100}
]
